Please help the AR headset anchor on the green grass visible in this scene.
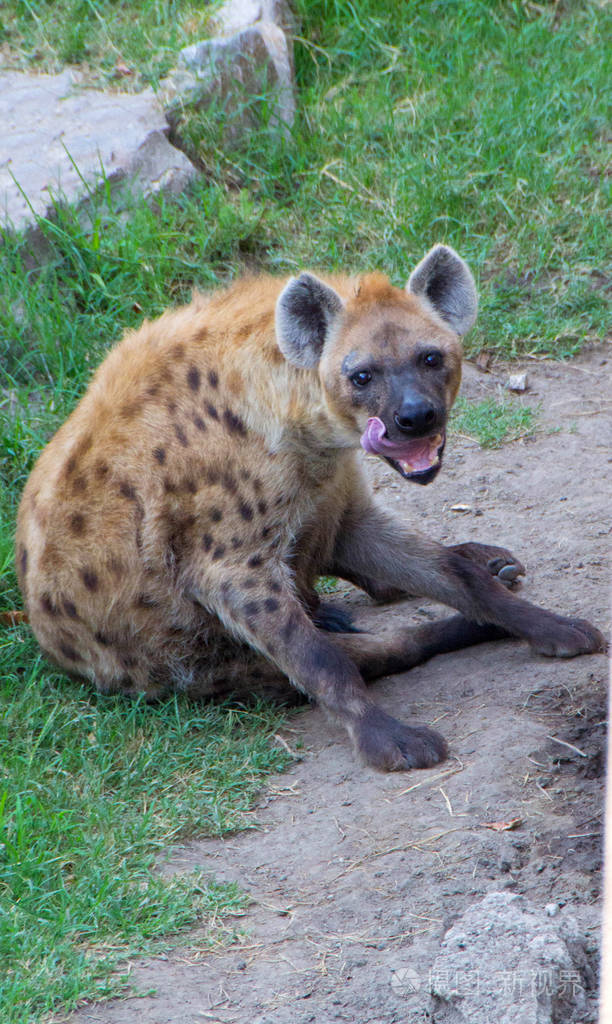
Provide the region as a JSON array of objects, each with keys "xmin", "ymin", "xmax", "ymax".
[
  {"xmin": 0, "ymin": 628, "xmax": 290, "ymax": 1023},
  {"xmin": 0, "ymin": 0, "xmax": 610, "ymax": 1019},
  {"xmin": 0, "ymin": 0, "xmax": 219, "ymax": 89},
  {"xmin": 451, "ymin": 396, "xmax": 536, "ymax": 448}
]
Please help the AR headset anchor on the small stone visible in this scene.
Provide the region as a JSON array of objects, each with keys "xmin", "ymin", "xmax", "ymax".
[{"xmin": 506, "ymin": 372, "xmax": 528, "ymax": 392}]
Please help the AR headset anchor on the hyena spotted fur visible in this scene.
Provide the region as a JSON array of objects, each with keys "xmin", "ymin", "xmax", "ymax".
[{"xmin": 16, "ymin": 246, "xmax": 604, "ymax": 771}]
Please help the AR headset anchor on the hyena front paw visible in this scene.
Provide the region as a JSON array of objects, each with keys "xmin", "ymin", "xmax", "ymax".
[
  {"xmin": 354, "ymin": 705, "xmax": 448, "ymax": 771},
  {"xmin": 450, "ymin": 542, "xmax": 526, "ymax": 588},
  {"xmin": 529, "ymin": 614, "xmax": 606, "ymax": 658}
]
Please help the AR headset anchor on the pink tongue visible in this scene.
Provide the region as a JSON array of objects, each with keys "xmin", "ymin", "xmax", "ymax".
[{"xmin": 360, "ymin": 416, "xmax": 439, "ymax": 472}]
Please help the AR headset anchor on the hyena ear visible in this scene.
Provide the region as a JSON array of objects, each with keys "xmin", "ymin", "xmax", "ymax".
[
  {"xmin": 407, "ymin": 244, "xmax": 478, "ymax": 335},
  {"xmin": 276, "ymin": 273, "xmax": 345, "ymax": 368}
]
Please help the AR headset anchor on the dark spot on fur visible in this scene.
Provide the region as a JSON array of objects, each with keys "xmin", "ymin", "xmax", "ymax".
[
  {"xmin": 59, "ymin": 642, "xmax": 82, "ymax": 662},
  {"xmin": 164, "ymin": 478, "xmax": 178, "ymax": 494},
  {"xmin": 261, "ymin": 525, "xmax": 272, "ymax": 540},
  {"xmin": 247, "ymin": 554, "xmax": 263, "ymax": 568},
  {"xmin": 69, "ymin": 512, "xmax": 86, "ymax": 535},
  {"xmin": 120, "ymin": 399, "xmax": 141, "ymax": 419},
  {"xmin": 166, "ymin": 512, "xmax": 196, "ymax": 566},
  {"xmin": 193, "ymin": 415, "xmax": 207, "ymax": 432},
  {"xmin": 220, "ymin": 472, "xmax": 238, "ymax": 495},
  {"xmin": 275, "ymin": 496, "xmax": 285, "ymax": 507},
  {"xmin": 208, "ymin": 369, "xmax": 218, "ymax": 389},
  {"xmin": 223, "ymin": 409, "xmax": 247, "ymax": 436},
  {"xmin": 281, "ymin": 610, "xmax": 301, "ymax": 644},
  {"xmin": 65, "ymin": 455, "xmax": 77, "ymax": 476},
  {"xmin": 182, "ymin": 478, "xmax": 197, "ymax": 495},
  {"xmin": 94, "ymin": 631, "xmax": 111, "ymax": 646},
  {"xmin": 166, "ymin": 399, "xmax": 177, "ymax": 415},
  {"xmin": 80, "ymin": 568, "xmax": 98, "ymax": 591},
  {"xmin": 212, "ymin": 544, "xmax": 226, "ymax": 561},
  {"xmin": 146, "ymin": 382, "xmax": 160, "ymax": 398},
  {"xmin": 253, "ymin": 478, "xmax": 262, "ymax": 494},
  {"xmin": 95, "ymin": 461, "xmax": 109, "ymax": 480},
  {"xmin": 63, "ymin": 598, "xmax": 78, "ymax": 619},
  {"xmin": 135, "ymin": 593, "xmax": 159, "ymax": 609},
  {"xmin": 238, "ymin": 501, "xmax": 254, "ymax": 522},
  {"xmin": 205, "ymin": 402, "xmax": 219, "ymax": 420},
  {"xmin": 187, "ymin": 366, "xmax": 201, "ymax": 392},
  {"xmin": 121, "ymin": 653, "xmax": 138, "ymax": 669},
  {"xmin": 172, "ymin": 343, "xmax": 186, "ymax": 361},
  {"xmin": 119, "ymin": 481, "xmax": 137, "ymax": 501},
  {"xmin": 264, "ymin": 598, "xmax": 280, "ymax": 613},
  {"xmin": 19, "ymin": 546, "xmax": 28, "ymax": 576},
  {"xmin": 241, "ymin": 469, "xmax": 251, "ymax": 481},
  {"xmin": 257, "ymin": 500, "xmax": 268, "ymax": 516},
  {"xmin": 231, "ymin": 536, "xmax": 242, "ymax": 549},
  {"xmin": 72, "ymin": 475, "xmax": 87, "ymax": 495},
  {"xmin": 244, "ymin": 600, "xmax": 260, "ymax": 617},
  {"xmin": 153, "ymin": 447, "xmax": 166, "ymax": 464},
  {"xmin": 202, "ymin": 534, "xmax": 213, "ymax": 552},
  {"xmin": 205, "ymin": 468, "xmax": 220, "ymax": 486},
  {"xmin": 174, "ymin": 423, "xmax": 189, "ymax": 447},
  {"xmin": 269, "ymin": 581, "xmax": 282, "ymax": 593},
  {"xmin": 40, "ymin": 593, "xmax": 58, "ymax": 615},
  {"xmin": 210, "ymin": 507, "xmax": 223, "ymax": 523},
  {"xmin": 243, "ymin": 578, "xmax": 257, "ymax": 589}
]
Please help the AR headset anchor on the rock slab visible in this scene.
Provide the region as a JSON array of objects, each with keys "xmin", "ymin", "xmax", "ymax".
[
  {"xmin": 430, "ymin": 892, "xmax": 588, "ymax": 1024},
  {"xmin": 0, "ymin": 69, "xmax": 196, "ymax": 238}
]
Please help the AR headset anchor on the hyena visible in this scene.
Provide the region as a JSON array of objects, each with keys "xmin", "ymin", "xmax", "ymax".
[{"xmin": 15, "ymin": 245, "xmax": 604, "ymax": 771}]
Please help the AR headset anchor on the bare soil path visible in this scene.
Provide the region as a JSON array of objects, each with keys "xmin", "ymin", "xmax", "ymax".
[{"xmin": 63, "ymin": 349, "xmax": 610, "ymax": 1024}]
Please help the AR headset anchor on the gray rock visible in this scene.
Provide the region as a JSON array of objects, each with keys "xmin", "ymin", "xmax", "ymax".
[
  {"xmin": 161, "ymin": 22, "xmax": 295, "ymax": 140},
  {"xmin": 210, "ymin": 0, "xmax": 296, "ymax": 41},
  {"xmin": 0, "ymin": 69, "xmax": 196, "ymax": 243},
  {"xmin": 430, "ymin": 892, "xmax": 587, "ymax": 1024},
  {"xmin": 507, "ymin": 372, "xmax": 529, "ymax": 392}
]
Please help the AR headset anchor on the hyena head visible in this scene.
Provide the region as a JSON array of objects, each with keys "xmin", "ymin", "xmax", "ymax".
[{"xmin": 276, "ymin": 244, "xmax": 477, "ymax": 484}]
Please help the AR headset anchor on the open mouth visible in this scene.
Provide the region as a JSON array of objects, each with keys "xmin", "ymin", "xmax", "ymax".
[{"xmin": 360, "ymin": 416, "xmax": 446, "ymax": 485}]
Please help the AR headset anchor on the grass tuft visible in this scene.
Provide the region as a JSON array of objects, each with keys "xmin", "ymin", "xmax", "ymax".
[{"xmin": 451, "ymin": 397, "xmax": 536, "ymax": 448}]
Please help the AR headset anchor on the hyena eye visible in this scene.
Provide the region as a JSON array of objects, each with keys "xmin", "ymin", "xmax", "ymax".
[
  {"xmin": 351, "ymin": 370, "xmax": 372, "ymax": 387},
  {"xmin": 423, "ymin": 350, "xmax": 443, "ymax": 368}
]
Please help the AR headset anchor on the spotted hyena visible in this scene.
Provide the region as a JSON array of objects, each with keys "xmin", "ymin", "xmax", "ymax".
[{"xmin": 15, "ymin": 245, "xmax": 603, "ymax": 770}]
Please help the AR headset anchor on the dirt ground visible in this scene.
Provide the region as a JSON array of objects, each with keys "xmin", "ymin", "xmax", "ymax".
[{"xmin": 64, "ymin": 348, "xmax": 610, "ymax": 1024}]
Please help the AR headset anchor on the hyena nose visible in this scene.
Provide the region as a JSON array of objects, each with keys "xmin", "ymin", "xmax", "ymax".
[{"xmin": 394, "ymin": 399, "xmax": 436, "ymax": 435}]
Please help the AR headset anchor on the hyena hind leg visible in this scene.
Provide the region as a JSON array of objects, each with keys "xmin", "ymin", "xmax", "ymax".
[{"xmin": 329, "ymin": 612, "xmax": 509, "ymax": 682}]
